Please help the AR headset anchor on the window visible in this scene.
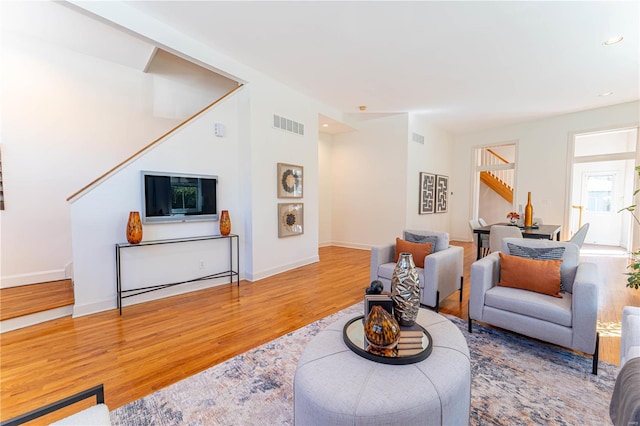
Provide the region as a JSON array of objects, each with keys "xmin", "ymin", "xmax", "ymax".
[
  {"xmin": 170, "ymin": 177, "xmax": 199, "ymax": 213},
  {"xmin": 585, "ymin": 173, "xmax": 613, "ymax": 213}
]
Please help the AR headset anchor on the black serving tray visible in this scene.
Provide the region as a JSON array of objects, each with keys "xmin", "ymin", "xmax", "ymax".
[{"xmin": 342, "ymin": 315, "xmax": 433, "ymax": 365}]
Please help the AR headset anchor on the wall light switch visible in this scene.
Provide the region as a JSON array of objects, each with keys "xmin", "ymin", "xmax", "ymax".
[{"xmin": 214, "ymin": 122, "xmax": 224, "ymax": 137}]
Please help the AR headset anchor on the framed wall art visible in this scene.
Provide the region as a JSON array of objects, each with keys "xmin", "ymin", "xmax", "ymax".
[
  {"xmin": 278, "ymin": 203, "xmax": 304, "ymax": 237},
  {"xmin": 435, "ymin": 175, "xmax": 449, "ymax": 213},
  {"xmin": 277, "ymin": 163, "xmax": 303, "ymax": 198},
  {"xmin": 419, "ymin": 172, "xmax": 436, "ymax": 214}
]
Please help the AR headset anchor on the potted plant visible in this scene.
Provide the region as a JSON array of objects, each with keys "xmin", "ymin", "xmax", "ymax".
[{"xmin": 618, "ymin": 165, "xmax": 640, "ymax": 290}]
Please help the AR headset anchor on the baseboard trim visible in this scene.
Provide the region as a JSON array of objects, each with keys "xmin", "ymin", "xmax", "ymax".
[
  {"xmin": 1, "ymin": 305, "xmax": 73, "ymax": 333},
  {"xmin": 2, "ymin": 269, "xmax": 67, "ymax": 288},
  {"xmin": 246, "ymin": 255, "xmax": 319, "ymax": 282},
  {"xmin": 328, "ymin": 241, "xmax": 372, "ymax": 251}
]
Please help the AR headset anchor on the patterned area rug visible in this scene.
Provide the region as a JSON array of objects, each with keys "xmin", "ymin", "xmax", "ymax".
[{"xmin": 111, "ymin": 303, "xmax": 618, "ymax": 425}]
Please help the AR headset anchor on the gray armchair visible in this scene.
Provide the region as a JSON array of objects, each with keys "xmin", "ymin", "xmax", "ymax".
[
  {"xmin": 370, "ymin": 230, "xmax": 464, "ymax": 312},
  {"xmin": 468, "ymin": 237, "xmax": 600, "ymax": 374}
]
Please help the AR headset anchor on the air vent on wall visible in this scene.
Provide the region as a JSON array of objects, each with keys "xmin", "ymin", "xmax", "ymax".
[
  {"xmin": 273, "ymin": 114, "xmax": 305, "ymax": 136},
  {"xmin": 412, "ymin": 133, "xmax": 425, "ymax": 144}
]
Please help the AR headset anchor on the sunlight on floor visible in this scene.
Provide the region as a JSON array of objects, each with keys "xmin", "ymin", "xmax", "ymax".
[
  {"xmin": 597, "ymin": 320, "xmax": 622, "ymax": 338},
  {"xmin": 580, "ymin": 244, "xmax": 629, "ymax": 258}
]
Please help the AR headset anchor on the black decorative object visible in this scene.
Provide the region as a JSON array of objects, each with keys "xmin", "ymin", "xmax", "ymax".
[{"xmin": 366, "ymin": 280, "xmax": 384, "ymax": 295}]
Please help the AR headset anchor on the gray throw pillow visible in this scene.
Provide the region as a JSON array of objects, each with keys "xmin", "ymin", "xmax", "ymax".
[
  {"xmin": 506, "ymin": 243, "xmax": 566, "ymax": 291},
  {"xmin": 404, "ymin": 232, "xmax": 438, "ymax": 249}
]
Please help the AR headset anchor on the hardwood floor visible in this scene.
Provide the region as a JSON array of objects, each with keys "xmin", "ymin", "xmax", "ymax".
[
  {"xmin": 1, "ymin": 242, "xmax": 638, "ymax": 423},
  {"xmin": 0, "ymin": 280, "xmax": 74, "ymax": 321}
]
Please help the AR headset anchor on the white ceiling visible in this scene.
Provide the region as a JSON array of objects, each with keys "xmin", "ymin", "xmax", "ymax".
[{"xmin": 88, "ymin": 1, "xmax": 640, "ymax": 134}]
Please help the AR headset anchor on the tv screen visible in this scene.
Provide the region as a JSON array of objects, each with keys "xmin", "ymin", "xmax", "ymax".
[{"xmin": 141, "ymin": 171, "xmax": 218, "ymax": 223}]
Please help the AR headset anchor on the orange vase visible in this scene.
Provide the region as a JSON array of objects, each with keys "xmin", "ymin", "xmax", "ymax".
[
  {"xmin": 126, "ymin": 211, "xmax": 143, "ymax": 244},
  {"xmin": 220, "ymin": 210, "xmax": 231, "ymax": 236},
  {"xmin": 524, "ymin": 192, "xmax": 533, "ymax": 228}
]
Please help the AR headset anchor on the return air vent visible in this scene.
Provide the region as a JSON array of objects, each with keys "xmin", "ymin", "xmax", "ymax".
[
  {"xmin": 273, "ymin": 114, "xmax": 305, "ymax": 136},
  {"xmin": 412, "ymin": 133, "xmax": 425, "ymax": 144}
]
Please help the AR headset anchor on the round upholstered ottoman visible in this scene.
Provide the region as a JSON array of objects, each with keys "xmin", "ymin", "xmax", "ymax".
[{"xmin": 293, "ymin": 308, "xmax": 470, "ymax": 426}]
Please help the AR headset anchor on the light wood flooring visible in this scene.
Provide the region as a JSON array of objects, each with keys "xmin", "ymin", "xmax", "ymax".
[{"xmin": 1, "ymin": 242, "xmax": 638, "ymax": 423}]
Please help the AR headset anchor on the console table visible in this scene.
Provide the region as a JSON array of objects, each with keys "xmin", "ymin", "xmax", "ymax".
[{"xmin": 115, "ymin": 234, "xmax": 239, "ymax": 315}]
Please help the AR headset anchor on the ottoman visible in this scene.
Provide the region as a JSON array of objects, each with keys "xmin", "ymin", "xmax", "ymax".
[{"xmin": 293, "ymin": 308, "xmax": 470, "ymax": 425}]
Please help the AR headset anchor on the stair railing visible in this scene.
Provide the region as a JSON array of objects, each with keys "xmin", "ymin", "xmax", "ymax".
[{"xmin": 481, "ymin": 148, "xmax": 514, "ymax": 191}]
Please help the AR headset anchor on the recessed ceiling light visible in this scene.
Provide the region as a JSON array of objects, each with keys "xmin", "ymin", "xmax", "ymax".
[
  {"xmin": 322, "ymin": 123, "xmax": 329, "ymax": 128},
  {"xmin": 604, "ymin": 36, "xmax": 623, "ymax": 46},
  {"xmin": 599, "ymin": 91, "xmax": 613, "ymax": 97}
]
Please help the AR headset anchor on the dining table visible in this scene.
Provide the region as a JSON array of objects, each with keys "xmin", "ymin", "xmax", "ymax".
[{"xmin": 472, "ymin": 222, "xmax": 562, "ymax": 260}]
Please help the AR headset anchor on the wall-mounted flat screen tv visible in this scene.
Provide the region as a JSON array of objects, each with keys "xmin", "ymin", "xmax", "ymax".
[{"xmin": 141, "ymin": 171, "xmax": 218, "ymax": 224}]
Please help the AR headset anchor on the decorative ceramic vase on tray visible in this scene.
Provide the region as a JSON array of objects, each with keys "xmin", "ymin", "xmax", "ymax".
[
  {"xmin": 390, "ymin": 252, "xmax": 421, "ymax": 326},
  {"xmin": 364, "ymin": 305, "xmax": 400, "ymax": 356}
]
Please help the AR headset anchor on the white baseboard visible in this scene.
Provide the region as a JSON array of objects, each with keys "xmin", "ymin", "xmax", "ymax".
[
  {"xmin": 246, "ymin": 255, "xmax": 319, "ymax": 282},
  {"xmin": 0, "ymin": 306, "xmax": 73, "ymax": 333},
  {"xmin": 328, "ymin": 241, "xmax": 373, "ymax": 251},
  {"xmin": 1, "ymin": 269, "xmax": 67, "ymax": 288}
]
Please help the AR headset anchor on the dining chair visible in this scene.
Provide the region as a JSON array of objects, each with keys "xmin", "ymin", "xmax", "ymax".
[
  {"xmin": 568, "ymin": 223, "xmax": 590, "ymax": 248},
  {"xmin": 489, "ymin": 225, "xmax": 523, "ymax": 253},
  {"xmin": 469, "ymin": 219, "xmax": 490, "ymax": 258}
]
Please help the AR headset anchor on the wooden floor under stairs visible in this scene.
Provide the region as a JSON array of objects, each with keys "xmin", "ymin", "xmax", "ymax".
[{"xmin": 0, "ymin": 279, "xmax": 74, "ymax": 321}]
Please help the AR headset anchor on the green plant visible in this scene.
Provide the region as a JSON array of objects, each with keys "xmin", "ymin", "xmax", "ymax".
[{"xmin": 618, "ymin": 165, "xmax": 640, "ymax": 290}]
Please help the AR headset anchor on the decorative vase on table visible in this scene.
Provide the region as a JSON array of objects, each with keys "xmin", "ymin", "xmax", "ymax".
[
  {"xmin": 126, "ymin": 211, "xmax": 143, "ymax": 244},
  {"xmin": 524, "ymin": 192, "xmax": 534, "ymax": 227},
  {"xmin": 364, "ymin": 305, "xmax": 400, "ymax": 356},
  {"xmin": 390, "ymin": 252, "xmax": 421, "ymax": 326},
  {"xmin": 219, "ymin": 210, "xmax": 231, "ymax": 236}
]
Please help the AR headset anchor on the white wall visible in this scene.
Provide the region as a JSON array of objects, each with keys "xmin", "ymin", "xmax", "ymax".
[
  {"xmin": 452, "ymin": 101, "xmax": 640, "ymax": 242},
  {"xmin": 329, "ymin": 115, "xmax": 409, "ymax": 248},
  {"xmin": 243, "ymin": 81, "xmax": 325, "ymax": 281},
  {"xmin": 324, "ymin": 114, "xmax": 455, "ymax": 249},
  {"xmin": 69, "ymin": 93, "xmax": 244, "ymax": 316},
  {"xmin": 406, "ymin": 114, "xmax": 455, "ymax": 231},
  {"xmin": 0, "ymin": 1, "xmax": 235, "ymax": 288},
  {"xmin": 318, "ymin": 132, "xmax": 333, "ymax": 247}
]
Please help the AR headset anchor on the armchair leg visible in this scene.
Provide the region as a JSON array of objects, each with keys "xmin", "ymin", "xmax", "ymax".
[
  {"xmin": 435, "ymin": 291, "xmax": 440, "ymax": 313},
  {"xmin": 468, "ymin": 302, "xmax": 473, "ymax": 333},
  {"xmin": 459, "ymin": 276, "xmax": 464, "ymax": 302},
  {"xmin": 592, "ymin": 332, "xmax": 600, "ymax": 375}
]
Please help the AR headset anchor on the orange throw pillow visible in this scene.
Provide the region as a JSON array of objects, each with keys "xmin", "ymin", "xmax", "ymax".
[
  {"xmin": 394, "ymin": 238, "xmax": 432, "ymax": 268},
  {"xmin": 498, "ymin": 252, "xmax": 563, "ymax": 298}
]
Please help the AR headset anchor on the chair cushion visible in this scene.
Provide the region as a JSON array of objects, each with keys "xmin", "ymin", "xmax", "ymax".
[
  {"xmin": 485, "ymin": 286, "xmax": 573, "ymax": 327},
  {"xmin": 394, "ymin": 238, "xmax": 432, "ymax": 268},
  {"xmin": 498, "ymin": 252, "xmax": 563, "ymax": 298},
  {"xmin": 378, "ymin": 263, "xmax": 425, "ymax": 289},
  {"xmin": 403, "ymin": 230, "xmax": 449, "ymax": 252},
  {"xmin": 502, "ymin": 238, "xmax": 579, "ymax": 293}
]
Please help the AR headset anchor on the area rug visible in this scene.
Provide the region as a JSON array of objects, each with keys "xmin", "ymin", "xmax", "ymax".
[{"xmin": 111, "ymin": 303, "xmax": 618, "ymax": 425}]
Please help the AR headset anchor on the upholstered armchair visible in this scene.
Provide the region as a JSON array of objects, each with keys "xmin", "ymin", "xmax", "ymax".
[
  {"xmin": 370, "ymin": 230, "xmax": 464, "ymax": 312},
  {"xmin": 469, "ymin": 237, "xmax": 600, "ymax": 374}
]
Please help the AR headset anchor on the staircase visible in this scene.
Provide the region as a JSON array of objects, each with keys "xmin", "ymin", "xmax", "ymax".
[
  {"xmin": 480, "ymin": 171, "xmax": 513, "ymax": 203},
  {"xmin": 480, "ymin": 148, "xmax": 514, "ymax": 203},
  {"xmin": 0, "ymin": 280, "xmax": 74, "ymax": 331}
]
